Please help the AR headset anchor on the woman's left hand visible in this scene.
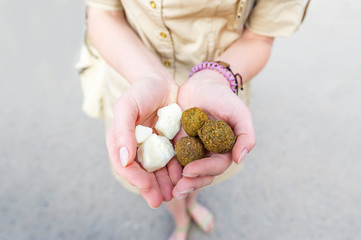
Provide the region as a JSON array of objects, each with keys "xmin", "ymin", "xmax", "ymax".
[{"xmin": 172, "ymin": 70, "xmax": 256, "ymax": 198}]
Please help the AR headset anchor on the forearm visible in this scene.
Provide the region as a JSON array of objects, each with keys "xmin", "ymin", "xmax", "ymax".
[
  {"xmin": 87, "ymin": 7, "xmax": 173, "ymax": 84},
  {"xmin": 215, "ymin": 28, "xmax": 274, "ymax": 84}
]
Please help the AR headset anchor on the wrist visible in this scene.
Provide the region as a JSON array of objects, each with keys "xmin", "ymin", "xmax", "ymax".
[
  {"xmin": 188, "ymin": 61, "xmax": 242, "ymax": 94},
  {"xmin": 133, "ymin": 72, "xmax": 179, "ymax": 103},
  {"xmin": 134, "ymin": 66, "xmax": 176, "ymax": 86},
  {"xmin": 189, "ymin": 69, "xmax": 230, "ymax": 87}
]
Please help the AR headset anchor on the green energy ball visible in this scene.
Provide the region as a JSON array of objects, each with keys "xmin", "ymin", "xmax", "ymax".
[
  {"xmin": 181, "ymin": 107, "xmax": 209, "ymax": 137},
  {"xmin": 198, "ymin": 120, "xmax": 236, "ymax": 154},
  {"xmin": 175, "ymin": 136, "xmax": 205, "ymax": 167}
]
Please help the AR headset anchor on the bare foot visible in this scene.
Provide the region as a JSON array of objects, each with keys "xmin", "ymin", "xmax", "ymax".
[{"xmin": 186, "ymin": 201, "xmax": 214, "ymax": 234}]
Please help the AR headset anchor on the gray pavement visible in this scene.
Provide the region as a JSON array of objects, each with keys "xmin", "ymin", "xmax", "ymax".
[{"xmin": 1, "ymin": 0, "xmax": 361, "ymax": 240}]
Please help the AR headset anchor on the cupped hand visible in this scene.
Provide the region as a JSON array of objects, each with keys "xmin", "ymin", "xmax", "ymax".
[
  {"xmin": 106, "ymin": 77, "xmax": 183, "ymax": 208},
  {"xmin": 172, "ymin": 70, "xmax": 256, "ymax": 198}
]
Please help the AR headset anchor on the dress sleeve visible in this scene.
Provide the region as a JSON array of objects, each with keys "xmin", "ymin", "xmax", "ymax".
[
  {"xmin": 86, "ymin": 0, "xmax": 123, "ymax": 11},
  {"xmin": 245, "ymin": 0, "xmax": 310, "ymax": 37}
]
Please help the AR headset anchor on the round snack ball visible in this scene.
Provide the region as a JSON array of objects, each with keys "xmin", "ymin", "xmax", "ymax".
[
  {"xmin": 181, "ymin": 107, "xmax": 208, "ymax": 137},
  {"xmin": 175, "ymin": 136, "xmax": 205, "ymax": 167},
  {"xmin": 198, "ymin": 120, "xmax": 236, "ymax": 153}
]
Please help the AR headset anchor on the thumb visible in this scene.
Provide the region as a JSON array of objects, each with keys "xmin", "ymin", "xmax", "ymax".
[
  {"xmin": 222, "ymin": 102, "xmax": 256, "ymax": 165},
  {"xmin": 112, "ymin": 92, "xmax": 138, "ymax": 167}
]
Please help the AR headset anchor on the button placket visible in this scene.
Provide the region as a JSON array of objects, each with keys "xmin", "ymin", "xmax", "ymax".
[
  {"xmin": 148, "ymin": 0, "xmax": 174, "ymax": 70},
  {"xmin": 158, "ymin": 30, "xmax": 173, "ymax": 68}
]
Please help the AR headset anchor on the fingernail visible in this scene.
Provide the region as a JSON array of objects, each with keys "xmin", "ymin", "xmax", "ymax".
[
  {"xmin": 148, "ymin": 204, "xmax": 158, "ymax": 209},
  {"xmin": 182, "ymin": 173, "xmax": 199, "ymax": 178},
  {"xmin": 178, "ymin": 188, "xmax": 195, "ymax": 195},
  {"xmin": 237, "ymin": 149, "xmax": 248, "ymax": 164},
  {"xmin": 175, "ymin": 195, "xmax": 187, "ymax": 200},
  {"xmin": 119, "ymin": 147, "xmax": 129, "ymax": 167}
]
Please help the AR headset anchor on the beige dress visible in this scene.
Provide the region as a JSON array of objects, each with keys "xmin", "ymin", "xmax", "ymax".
[{"xmin": 77, "ymin": 0, "xmax": 309, "ymax": 194}]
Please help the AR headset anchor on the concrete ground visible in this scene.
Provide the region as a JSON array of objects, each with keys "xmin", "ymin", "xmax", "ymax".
[{"xmin": 1, "ymin": 0, "xmax": 361, "ymax": 240}]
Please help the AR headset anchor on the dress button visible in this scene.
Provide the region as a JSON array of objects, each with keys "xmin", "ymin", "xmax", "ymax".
[
  {"xmin": 160, "ymin": 32, "xmax": 167, "ymax": 38},
  {"xmin": 150, "ymin": 1, "xmax": 156, "ymax": 8},
  {"xmin": 164, "ymin": 60, "xmax": 171, "ymax": 67}
]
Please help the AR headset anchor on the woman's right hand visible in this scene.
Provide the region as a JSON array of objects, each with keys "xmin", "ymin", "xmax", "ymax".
[
  {"xmin": 105, "ymin": 77, "xmax": 183, "ymax": 208},
  {"xmin": 87, "ymin": 7, "xmax": 186, "ymax": 208}
]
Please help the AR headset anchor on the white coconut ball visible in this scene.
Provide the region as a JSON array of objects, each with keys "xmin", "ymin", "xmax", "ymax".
[
  {"xmin": 155, "ymin": 103, "xmax": 182, "ymax": 140},
  {"xmin": 137, "ymin": 134, "xmax": 175, "ymax": 172},
  {"xmin": 135, "ymin": 125, "xmax": 153, "ymax": 145}
]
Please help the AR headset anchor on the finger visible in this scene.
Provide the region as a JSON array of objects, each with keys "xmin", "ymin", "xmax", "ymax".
[
  {"xmin": 115, "ymin": 162, "xmax": 154, "ymax": 190},
  {"xmin": 182, "ymin": 153, "xmax": 233, "ymax": 178},
  {"xmin": 112, "ymin": 92, "xmax": 139, "ymax": 167},
  {"xmin": 227, "ymin": 104, "xmax": 256, "ymax": 164},
  {"xmin": 154, "ymin": 167, "xmax": 173, "ymax": 202},
  {"xmin": 139, "ymin": 174, "xmax": 164, "ymax": 208},
  {"xmin": 107, "ymin": 128, "xmax": 163, "ymax": 208},
  {"xmin": 210, "ymin": 96, "xmax": 256, "ymax": 165},
  {"xmin": 106, "ymin": 128, "xmax": 152, "ymax": 189},
  {"xmin": 117, "ymin": 162, "xmax": 163, "ymax": 208},
  {"xmin": 172, "ymin": 176, "xmax": 214, "ymax": 199},
  {"xmin": 167, "ymin": 158, "xmax": 183, "ymax": 185}
]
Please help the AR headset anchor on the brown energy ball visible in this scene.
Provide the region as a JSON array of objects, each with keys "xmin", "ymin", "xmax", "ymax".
[
  {"xmin": 198, "ymin": 120, "xmax": 236, "ymax": 153},
  {"xmin": 175, "ymin": 136, "xmax": 205, "ymax": 167},
  {"xmin": 181, "ymin": 107, "xmax": 208, "ymax": 137}
]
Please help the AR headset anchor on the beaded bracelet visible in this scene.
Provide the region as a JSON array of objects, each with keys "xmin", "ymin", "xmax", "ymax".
[{"xmin": 188, "ymin": 61, "xmax": 243, "ymax": 95}]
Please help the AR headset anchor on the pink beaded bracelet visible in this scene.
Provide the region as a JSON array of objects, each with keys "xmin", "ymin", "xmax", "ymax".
[{"xmin": 188, "ymin": 61, "xmax": 243, "ymax": 94}]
